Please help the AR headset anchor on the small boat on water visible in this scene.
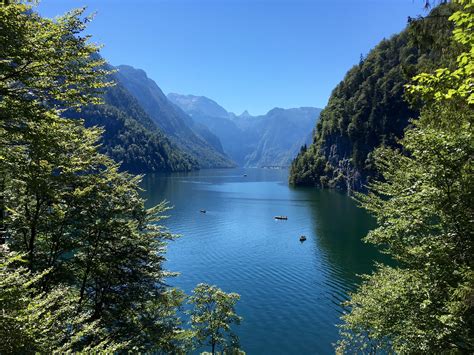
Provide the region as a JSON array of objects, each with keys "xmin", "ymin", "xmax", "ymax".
[
  {"xmin": 243, "ymin": 174, "xmax": 247, "ymax": 177},
  {"xmin": 200, "ymin": 210, "xmax": 206, "ymax": 213},
  {"xmin": 274, "ymin": 216, "xmax": 288, "ymax": 220},
  {"xmin": 299, "ymin": 235, "xmax": 307, "ymax": 242}
]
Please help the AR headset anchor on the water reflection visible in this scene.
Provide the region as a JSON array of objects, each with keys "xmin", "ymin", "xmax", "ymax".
[{"xmin": 140, "ymin": 168, "xmax": 383, "ymax": 355}]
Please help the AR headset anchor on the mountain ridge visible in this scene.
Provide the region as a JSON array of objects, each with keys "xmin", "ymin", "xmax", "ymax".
[
  {"xmin": 66, "ymin": 77, "xmax": 198, "ymax": 173},
  {"xmin": 168, "ymin": 93, "xmax": 321, "ymax": 168},
  {"xmin": 289, "ymin": 4, "xmax": 455, "ymax": 192},
  {"xmin": 115, "ymin": 65, "xmax": 235, "ymax": 168}
]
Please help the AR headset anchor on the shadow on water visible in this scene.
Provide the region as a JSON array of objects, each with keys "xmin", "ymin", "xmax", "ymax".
[
  {"xmin": 140, "ymin": 168, "xmax": 388, "ymax": 355},
  {"xmin": 294, "ymin": 186, "xmax": 386, "ymax": 279},
  {"xmin": 291, "ymin": 186, "xmax": 390, "ymax": 321}
]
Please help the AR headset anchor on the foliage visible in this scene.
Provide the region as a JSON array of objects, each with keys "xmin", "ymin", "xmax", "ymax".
[
  {"xmin": 188, "ymin": 283, "xmax": 242, "ymax": 355},
  {"xmin": 407, "ymin": 1, "xmax": 473, "ymax": 104},
  {"xmin": 338, "ymin": 1, "xmax": 473, "ymax": 352},
  {"xmin": 0, "ymin": 1, "xmax": 198, "ymax": 175},
  {"xmin": 0, "ymin": 3, "xmax": 111, "ymax": 109},
  {"xmin": 0, "ymin": 2, "xmax": 187, "ymax": 352},
  {"xmin": 289, "ymin": 3, "xmax": 459, "ymax": 193},
  {"xmin": 0, "ymin": 252, "xmax": 125, "ymax": 353}
]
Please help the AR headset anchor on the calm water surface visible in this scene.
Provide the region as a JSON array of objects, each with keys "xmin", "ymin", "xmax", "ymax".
[{"xmin": 142, "ymin": 168, "xmax": 383, "ymax": 355}]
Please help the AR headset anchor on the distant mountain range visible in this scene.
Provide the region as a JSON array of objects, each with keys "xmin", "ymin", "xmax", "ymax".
[
  {"xmin": 69, "ymin": 63, "xmax": 321, "ymax": 173},
  {"xmin": 168, "ymin": 93, "xmax": 321, "ymax": 167},
  {"xmin": 115, "ymin": 65, "xmax": 235, "ymax": 169}
]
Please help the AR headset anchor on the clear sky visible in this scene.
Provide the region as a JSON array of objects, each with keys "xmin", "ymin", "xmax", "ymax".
[{"xmin": 38, "ymin": 0, "xmax": 430, "ymax": 115}]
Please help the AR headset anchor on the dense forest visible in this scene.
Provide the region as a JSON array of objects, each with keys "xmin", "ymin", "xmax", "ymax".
[
  {"xmin": 1, "ymin": 0, "xmax": 472, "ymax": 353},
  {"xmin": 0, "ymin": 3, "xmax": 242, "ymax": 353},
  {"xmin": 68, "ymin": 78, "xmax": 199, "ymax": 173},
  {"xmin": 336, "ymin": 0, "xmax": 473, "ymax": 352},
  {"xmin": 289, "ymin": 4, "xmax": 457, "ymax": 192}
]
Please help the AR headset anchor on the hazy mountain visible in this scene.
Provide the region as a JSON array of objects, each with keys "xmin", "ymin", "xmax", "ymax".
[
  {"xmin": 168, "ymin": 93, "xmax": 321, "ymax": 167},
  {"xmin": 239, "ymin": 107, "xmax": 321, "ymax": 167},
  {"xmin": 167, "ymin": 93, "xmax": 233, "ymax": 120},
  {"xmin": 67, "ymin": 80, "xmax": 198, "ymax": 173},
  {"xmin": 114, "ymin": 65, "xmax": 235, "ymax": 168},
  {"xmin": 238, "ymin": 110, "xmax": 252, "ymax": 119}
]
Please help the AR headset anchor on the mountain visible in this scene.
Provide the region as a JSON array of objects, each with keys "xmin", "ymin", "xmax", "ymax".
[
  {"xmin": 289, "ymin": 4, "xmax": 455, "ymax": 192},
  {"xmin": 237, "ymin": 107, "xmax": 321, "ymax": 168},
  {"xmin": 66, "ymin": 79, "xmax": 198, "ymax": 173},
  {"xmin": 114, "ymin": 65, "xmax": 235, "ymax": 168},
  {"xmin": 168, "ymin": 93, "xmax": 321, "ymax": 168},
  {"xmin": 167, "ymin": 93, "xmax": 233, "ymax": 120},
  {"xmin": 168, "ymin": 94, "xmax": 245, "ymax": 163}
]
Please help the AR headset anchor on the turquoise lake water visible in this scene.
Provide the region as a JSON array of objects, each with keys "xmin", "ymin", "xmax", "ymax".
[{"xmin": 142, "ymin": 168, "xmax": 382, "ymax": 354}]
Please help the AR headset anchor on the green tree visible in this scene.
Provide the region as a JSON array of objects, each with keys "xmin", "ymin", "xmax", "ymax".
[
  {"xmin": 338, "ymin": 0, "xmax": 473, "ymax": 352},
  {"xmin": 1, "ymin": 2, "xmax": 186, "ymax": 351},
  {"xmin": 289, "ymin": 3, "xmax": 459, "ymax": 193},
  {"xmin": 188, "ymin": 283, "xmax": 242, "ymax": 355},
  {"xmin": 0, "ymin": 251, "xmax": 125, "ymax": 353}
]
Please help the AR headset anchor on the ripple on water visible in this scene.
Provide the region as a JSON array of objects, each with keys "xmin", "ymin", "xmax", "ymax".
[{"xmin": 142, "ymin": 169, "xmax": 382, "ymax": 355}]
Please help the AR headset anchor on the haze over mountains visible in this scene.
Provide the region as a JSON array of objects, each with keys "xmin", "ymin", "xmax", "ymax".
[
  {"xmin": 74, "ymin": 63, "xmax": 321, "ymax": 172},
  {"xmin": 115, "ymin": 65, "xmax": 234, "ymax": 169},
  {"xmin": 168, "ymin": 93, "xmax": 321, "ymax": 167},
  {"xmin": 68, "ymin": 72, "xmax": 198, "ymax": 173}
]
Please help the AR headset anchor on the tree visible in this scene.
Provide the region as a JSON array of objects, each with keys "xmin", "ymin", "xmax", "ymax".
[
  {"xmin": 289, "ymin": 3, "xmax": 459, "ymax": 193},
  {"xmin": 337, "ymin": 0, "xmax": 473, "ymax": 352},
  {"xmin": 0, "ymin": 251, "xmax": 125, "ymax": 353},
  {"xmin": 1, "ymin": 2, "xmax": 186, "ymax": 351},
  {"xmin": 188, "ymin": 283, "xmax": 242, "ymax": 355}
]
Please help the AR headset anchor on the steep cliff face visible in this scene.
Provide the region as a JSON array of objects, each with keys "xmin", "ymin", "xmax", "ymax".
[
  {"xmin": 289, "ymin": 5, "xmax": 455, "ymax": 192},
  {"xmin": 114, "ymin": 65, "xmax": 235, "ymax": 168},
  {"xmin": 168, "ymin": 93, "xmax": 321, "ymax": 168},
  {"xmin": 67, "ymin": 81, "xmax": 198, "ymax": 173}
]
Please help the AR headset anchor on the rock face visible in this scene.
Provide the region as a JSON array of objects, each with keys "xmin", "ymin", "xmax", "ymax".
[
  {"xmin": 237, "ymin": 107, "xmax": 321, "ymax": 168},
  {"xmin": 114, "ymin": 65, "xmax": 235, "ymax": 168},
  {"xmin": 67, "ymin": 78, "xmax": 198, "ymax": 173},
  {"xmin": 168, "ymin": 93, "xmax": 321, "ymax": 168},
  {"xmin": 167, "ymin": 93, "xmax": 233, "ymax": 120},
  {"xmin": 289, "ymin": 4, "xmax": 454, "ymax": 193}
]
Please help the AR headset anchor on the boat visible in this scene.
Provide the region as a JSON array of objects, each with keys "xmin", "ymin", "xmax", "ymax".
[
  {"xmin": 243, "ymin": 174, "xmax": 247, "ymax": 177},
  {"xmin": 274, "ymin": 216, "xmax": 288, "ymax": 220},
  {"xmin": 299, "ymin": 235, "xmax": 307, "ymax": 242},
  {"xmin": 200, "ymin": 210, "xmax": 206, "ymax": 213}
]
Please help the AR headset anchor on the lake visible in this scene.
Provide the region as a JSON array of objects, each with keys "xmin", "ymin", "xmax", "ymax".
[{"xmin": 142, "ymin": 168, "xmax": 383, "ymax": 354}]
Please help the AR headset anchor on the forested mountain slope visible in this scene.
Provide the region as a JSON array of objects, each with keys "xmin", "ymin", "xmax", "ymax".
[
  {"xmin": 168, "ymin": 93, "xmax": 321, "ymax": 167},
  {"xmin": 67, "ymin": 80, "xmax": 198, "ymax": 173},
  {"xmin": 115, "ymin": 65, "xmax": 235, "ymax": 168},
  {"xmin": 289, "ymin": 5, "xmax": 455, "ymax": 192}
]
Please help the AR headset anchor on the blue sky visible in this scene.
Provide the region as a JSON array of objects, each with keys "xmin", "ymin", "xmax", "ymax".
[{"xmin": 39, "ymin": 0, "xmax": 429, "ymax": 115}]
